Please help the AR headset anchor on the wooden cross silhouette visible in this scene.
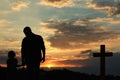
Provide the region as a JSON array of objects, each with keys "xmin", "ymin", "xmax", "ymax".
[{"xmin": 93, "ymin": 45, "xmax": 113, "ymax": 80}]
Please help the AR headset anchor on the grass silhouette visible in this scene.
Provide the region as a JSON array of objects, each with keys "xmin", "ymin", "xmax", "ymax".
[{"xmin": 0, "ymin": 66, "xmax": 120, "ymax": 80}]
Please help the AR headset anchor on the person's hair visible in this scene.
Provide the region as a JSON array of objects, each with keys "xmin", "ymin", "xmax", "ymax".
[
  {"xmin": 23, "ymin": 26, "xmax": 32, "ymax": 33},
  {"xmin": 8, "ymin": 51, "xmax": 16, "ymax": 58}
]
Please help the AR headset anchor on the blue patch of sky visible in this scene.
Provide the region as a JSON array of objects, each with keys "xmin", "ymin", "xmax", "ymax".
[
  {"xmin": 59, "ymin": 7, "xmax": 107, "ymax": 21},
  {"xmin": 39, "ymin": 6, "xmax": 105, "ymax": 20},
  {"xmin": 108, "ymin": 24, "xmax": 120, "ymax": 31},
  {"xmin": 37, "ymin": 6, "xmax": 64, "ymax": 20},
  {"xmin": 105, "ymin": 17, "xmax": 120, "ymax": 31}
]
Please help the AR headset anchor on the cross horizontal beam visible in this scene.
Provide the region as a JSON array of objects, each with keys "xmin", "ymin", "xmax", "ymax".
[{"xmin": 93, "ymin": 52, "xmax": 113, "ymax": 57}]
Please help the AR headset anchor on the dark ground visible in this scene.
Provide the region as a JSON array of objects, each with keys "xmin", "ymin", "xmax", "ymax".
[{"xmin": 0, "ymin": 67, "xmax": 120, "ymax": 80}]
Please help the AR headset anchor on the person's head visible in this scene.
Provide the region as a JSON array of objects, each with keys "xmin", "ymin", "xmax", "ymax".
[
  {"xmin": 23, "ymin": 26, "xmax": 32, "ymax": 36},
  {"xmin": 8, "ymin": 51, "xmax": 16, "ymax": 58}
]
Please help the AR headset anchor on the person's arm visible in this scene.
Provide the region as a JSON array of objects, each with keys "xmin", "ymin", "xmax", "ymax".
[
  {"xmin": 41, "ymin": 47, "xmax": 46, "ymax": 62},
  {"xmin": 21, "ymin": 39, "xmax": 26, "ymax": 66},
  {"xmin": 41, "ymin": 37, "xmax": 46, "ymax": 63},
  {"xmin": 6, "ymin": 59, "xmax": 9, "ymax": 68}
]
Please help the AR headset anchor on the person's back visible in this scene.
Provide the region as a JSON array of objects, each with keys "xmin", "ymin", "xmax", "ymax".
[{"xmin": 22, "ymin": 34, "xmax": 44, "ymax": 63}]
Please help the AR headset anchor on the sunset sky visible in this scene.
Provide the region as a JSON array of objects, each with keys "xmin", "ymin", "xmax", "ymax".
[{"xmin": 0, "ymin": 0, "xmax": 120, "ymax": 75}]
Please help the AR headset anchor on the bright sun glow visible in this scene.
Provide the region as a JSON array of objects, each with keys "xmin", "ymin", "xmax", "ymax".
[
  {"xmin": 47, "ymin": 65, "xmax": 52, "ymax": 68},
  {"xmin": 47, "ymin": 64, "xmax": 54, "ymax": 68}
]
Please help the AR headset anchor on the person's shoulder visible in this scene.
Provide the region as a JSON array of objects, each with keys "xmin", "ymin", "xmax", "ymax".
[
  {"xmin": 23, "ymin": 36, "xmax": 28, "ymax": 40},
  {"xmin": 23, "ymin": 36, "xmax": 26, "ymax": 39},
  {"xmin": 35, "ymin": 34, "xmax": 43, "ymax": 39},
  {"xmin": 35, "ymin": 34, "xmax": 41, "ymax": 37}
]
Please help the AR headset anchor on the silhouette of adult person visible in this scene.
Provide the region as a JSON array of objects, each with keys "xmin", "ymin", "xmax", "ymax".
[{"xmin": 21, "ymin": 26, "xmax": 46, "ymax": 80}]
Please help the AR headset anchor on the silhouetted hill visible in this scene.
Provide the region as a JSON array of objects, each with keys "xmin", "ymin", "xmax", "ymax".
[{"xmin": 0, "ymin": 66, "xmax": 120, "ymax": 80}]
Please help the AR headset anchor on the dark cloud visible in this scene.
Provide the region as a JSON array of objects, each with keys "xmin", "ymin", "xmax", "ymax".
[
  {"xmin": 112, "ymin": 6, "xmax": 120, "ymax": 16},
  {"xmin": 47, "ymin": 0, "xmax": 61, "ymax": 2},
  {"xmin": 80, "ymin": 50, "xmax": 92, "ymax": 54},
  {"xmin": 56, "ymin": 59, "xmax": 84, "ymax": 66},
  {"xmin": 54, "ymin": 57, "xmax": 99, "ymax": 72},
  {"xmin": 0, "ymin": 50, "xmax": 8, "ymax": 64},
  {"xmin": 54, "ymin": 53, "xmax": 120, "ymax": 75},
  {"xmin": 75, "ymin": 50, "xmax": 92, "ymax": 60},
  {"xmin": 89, "ymin": 0, "xmax": 120, "ymax": 16},
  {"xmin": 46, "ymin": 19, "xmax": 120, "ymax": 49}
]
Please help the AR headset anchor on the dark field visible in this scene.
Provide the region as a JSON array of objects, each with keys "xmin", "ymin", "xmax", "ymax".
[{"xmin": 0, "ymin": 67, "xmax": 120, "ymax": 80}]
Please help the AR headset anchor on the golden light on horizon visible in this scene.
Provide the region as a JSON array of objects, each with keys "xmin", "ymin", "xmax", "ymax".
[
  {"xmin": 41, "ymin": 60, "xmax": 84, "ymax": 68},
  {"xmin": 46, "ymin": 64, "xmax": 54, "ymax": 68}
]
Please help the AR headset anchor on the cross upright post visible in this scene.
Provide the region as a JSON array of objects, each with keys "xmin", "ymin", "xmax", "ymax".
[
  {"xmin": 100, "ymin": 45, "xmax": 105, "ymax": 80},
  {"xmin": 93, "ymin": 45, "xmax": 113, "ymax": 80}
]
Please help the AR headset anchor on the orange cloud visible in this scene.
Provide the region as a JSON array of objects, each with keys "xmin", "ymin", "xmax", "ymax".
[
  {"xmin": 114, "ymin": 0, "xmax": 120, "ymax": 2},
  {"xmin": 11, "ymin": 1, "xmax": 29, "ymax": 11},
  {"xmin": 39, "ymin": 0, "xmax": 73, "ymax": 8},
  {"xmin": 0, "ymin": 19, "xmax": 10, "ymax": 26}
]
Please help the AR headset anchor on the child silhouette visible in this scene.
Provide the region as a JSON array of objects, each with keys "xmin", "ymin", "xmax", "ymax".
[
  {"xmin": 6, "ymin": 51, "xmax": 21, "ymax": 80},
  {"xmin": 7, "ymin": 51, "xmax": 18, "ymax": 70}
]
